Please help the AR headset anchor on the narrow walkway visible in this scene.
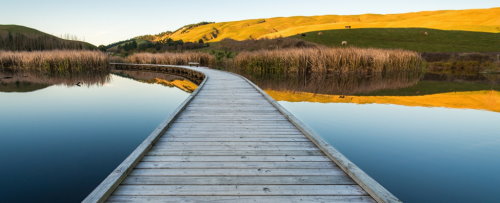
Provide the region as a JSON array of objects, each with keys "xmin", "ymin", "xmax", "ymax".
[{"xmin": 85, "ymin": 65, "xmax": 399, "ymax": 203}]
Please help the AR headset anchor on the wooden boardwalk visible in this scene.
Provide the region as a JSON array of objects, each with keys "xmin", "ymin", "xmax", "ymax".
[{"xmin": 84, "ymin": 64, "xmax": 400, "ymax": 203}]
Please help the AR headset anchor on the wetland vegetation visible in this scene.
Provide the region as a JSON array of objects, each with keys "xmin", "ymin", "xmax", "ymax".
[{"xmin": 0, "ymin": 50, "xmax": 108, "ymax": 74}]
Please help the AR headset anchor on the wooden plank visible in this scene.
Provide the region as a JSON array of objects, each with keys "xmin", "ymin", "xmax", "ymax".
[
  {"xmin": 158, "ymin": 137, "xmax": 310, "ymax": 142},
  {"xmin": 154, "ymin": 141, "xmax": 314, "ymax": 146},
  {"xmin": 107, "ymin": 195, "xmax": 375, "ymax": 203},
  {"xmin": 135, "ymin": 161, "xmax": 336, "ymax": 169},
  {"xmin": 147, "ymin": 150, "xmax": 324, "ymax": 156},
  {"xmin": 151, "ymin": 145, "xmax": 319, "ymax": 151},
  {"xmin": 142, "ymin": 155, "xmax": 330, "ymax": 162},
  {"xmin": 166, "ymin": 128, "xmax": 300, "ymax": 132},
  {"xmin": 161, "ymin": 136, "xmax": 303, "ymax": 141},
  {"xmin": 121, "ymin": 175, "xmax": 355, "ymax": 185},
  {"xmin": 130, "ymin": 168, "xmax": 343, "ymax": 176},
  {"xmin": 112, "ymin": 185, "xmax": 367, "ymax": 196},
  {"xmin": 163, "ymin": 132, "xmax": 304, "ymax": 136},
  {"xmin": 176, "ymin": 116, "xmax": 284, "ymax": 119}
]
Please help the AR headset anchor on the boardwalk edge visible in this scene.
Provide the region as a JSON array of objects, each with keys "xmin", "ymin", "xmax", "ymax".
[
  {"xmin": 233, "ymin": 71, "xmax": 402, "ymax": 203},
  {"xmin": 83, "ymin": 64, "xmax": 208, "ymax": 203}
]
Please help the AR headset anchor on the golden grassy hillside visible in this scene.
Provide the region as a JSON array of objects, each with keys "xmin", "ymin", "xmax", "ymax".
[
  {"xmin": 152, "ymin": 7, "xmax": 499, "ymax": 43},
  {"xmin": 266, "ymin": 90, "xmax": 500, "ymax": 113}
]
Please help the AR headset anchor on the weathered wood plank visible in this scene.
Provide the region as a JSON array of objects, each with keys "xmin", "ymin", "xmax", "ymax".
[
  {"xmin": 135, "ymin": 161, "xmax": 337, "ymax": 169},
  {"xmin": 163, "ymin": 132, "xmax": 304, "ymax": 136},
  {"xmin": 158, "ymin": 137, "xmax": 310, "ymax": 142},
  {"xmin": 147, "ymin": 150, "xmax": 324, "ymax": 156},
  {"xmin": 130, "ymin": 168, "xmax": 344, "ymax": 176},
  {"xmin": 112, "ymin": 185, "xmax": 367, "ymax": 196},
  {"xmin": 107, "ymin": 195, "xmax": 375, "ymax": 203},
  {"xmin": 154, "ymin": 141, "xmax": 315, "ymax": 147},
  {"xmin": 121, "ymin": 175, "xmax": 355, "ymax": 185},
  {"xmin": 167, "ymin": 128, "xmax": 301, "ymax": 132},
  {"xmin": 142, "ymin": 155, "xmax": 330, "ymax": 162},
  {"xmin": 151, "ymin": 145, "xmax": 319, "ymax": 151}
]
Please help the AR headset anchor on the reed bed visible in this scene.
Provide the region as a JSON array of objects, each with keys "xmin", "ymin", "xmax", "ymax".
[
  {"xmin": 232, "ymin": 47, "xmax": 424, "ymax": 74},
  {"xmin": 0, "ymin": 50, "xmax": 109, "ymax": 73},
  {"xmin": 127, "ymin": 52, "xmax": 215, "ymax": 67}
]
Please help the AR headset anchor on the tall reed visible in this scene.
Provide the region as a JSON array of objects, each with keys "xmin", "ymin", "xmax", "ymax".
[
  {"xmin": 0, "ymin": 50, "xmax": 109, "ymax": 73},
  {"xmin": 232, "ymin": 47, "xmax": 424, "ymax": 74},
  {"xmin": 127, "ymin": 52, "xmax": 215, "ymax": 67}
]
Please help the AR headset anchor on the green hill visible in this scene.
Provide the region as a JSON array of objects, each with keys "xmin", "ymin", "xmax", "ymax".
[
  {"xmin": 293, "ymin": 28, "xmax": 500, "ymax": 52},
  {"xmin": 0, "ymin": 25, "xmax": 95, "ymax": 51}
]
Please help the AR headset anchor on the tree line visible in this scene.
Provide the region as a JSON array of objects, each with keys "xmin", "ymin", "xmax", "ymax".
[{"xmin": 0, "ymin": 31, "xmax": 95, "ymax": 51}]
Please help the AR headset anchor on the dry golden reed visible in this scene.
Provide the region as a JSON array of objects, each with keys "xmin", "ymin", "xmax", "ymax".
[
  {"xmin": 233, "ymin": 47, "xmax": 424, "ymax": 74},
  {"xmin": 127, "ymin": 52, "xmax": 215, "ymax": 67},
  {"xmin": 0, "ymin": 50, "xmax": 108, "ymax": 73}
]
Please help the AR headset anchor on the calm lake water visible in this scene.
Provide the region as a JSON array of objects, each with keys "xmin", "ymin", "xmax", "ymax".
[
  {"xmin": 0, "ymin": 70, "xmax": 194, "ymax": 202},
  {"xmin": 243, "ymin": 71, "xmax": 500, "ymax": 202},
  {"xmin": 1, "ymin": 68, "xmax": 499, "ymax": 202}
]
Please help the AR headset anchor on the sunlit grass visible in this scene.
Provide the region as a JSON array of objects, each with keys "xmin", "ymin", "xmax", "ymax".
[
  {"xmin": 232, "ymin": 47, "xmax": 424, "ymax": 74},
  {"xmin": 0, "ymin": 50, "xmax": 108, "ymax": 73},
  {"xmin": 147, "ymin": 7, "xmax": 499, "ymax": 43},
  {"xmin": 127, "ymin": 52, "xmax": 215, "ymax": 67}
]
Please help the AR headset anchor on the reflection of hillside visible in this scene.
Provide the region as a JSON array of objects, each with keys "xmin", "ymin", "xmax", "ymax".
[
  {"xmin": 359, "ymin": 73, "xmax": 500, "ymax": 96},
  {"xmin": 267, "ymin": 90, "xmax": 500, "ymax": 113},
  {"xmin": 240, "ymin": 71, "xmax": 423, "ymax": 95},
  {"xmin": 0, "ymin": 81, "xmax": 49, "ymax": 92},
  {"xmin": 0, "ymin": 71, "xmax": 110, "ymax": 92},
  {"xmin": 112, "ymin": 70, "xmax": 198, "ymax": 93}
]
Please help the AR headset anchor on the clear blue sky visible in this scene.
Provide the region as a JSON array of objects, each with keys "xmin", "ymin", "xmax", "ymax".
[{"xmin": 1, "ymin": 0, "xmax": 497, "ymax": 45}]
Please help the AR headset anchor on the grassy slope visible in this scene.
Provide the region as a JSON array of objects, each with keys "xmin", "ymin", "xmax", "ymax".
[
  {"xmin": 0, "ymin": 25, "xmax": 42, "ymax": 35},
  {"xmin": 0, "ymin": 24, "xmax": 95, "ymax": 49},
  {"xmin": 293, "ymin": 28, "xmax": 500, "ymax": 52},
  {"xmin": 151, "ymin": 7, "xmax": 499, "ymax": 43}
]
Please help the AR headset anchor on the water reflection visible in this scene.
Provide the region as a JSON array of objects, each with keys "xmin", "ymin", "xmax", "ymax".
[
  {"xmin": 0, "ymin": 71, "xmax": 192, "ymax": 202},
  {"xmin": 0, "ymin": 71, "xmax": 110, "ymax": 92},
  {"xmin": 238, "ymin": 71, "xmax": 424, "ymax": 95},
  {"xmin": 0, "ymin": 68, "xmax": 201, "ymax": 94},
  {"xmin": 112, "ymin": 70, "xmax": 199, "ymax": 93},
  {"xmin": 254, "ymin": 69, "xmax": 500, "ymax": 202},
  {"xmin": 238, "ymin": 70, "xmax": 500, "ymax": 112}
]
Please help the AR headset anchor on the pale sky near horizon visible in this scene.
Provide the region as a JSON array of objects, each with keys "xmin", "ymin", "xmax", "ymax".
[{"xmin": 0, "ymin": 0, "xmax": 497, "ymax": 45}]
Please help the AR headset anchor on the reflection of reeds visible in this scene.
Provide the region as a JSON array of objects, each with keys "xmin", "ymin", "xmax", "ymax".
[
  {"xmin": 239, "ymin": 71, "xmax": 423, "ymax": 95},
  {"xmin": 0, "ymin": 71, "xmax": 110, "ymax": 88},
  {"xmin": 0, "ymin": 50, "xmax": 108, "ymax": 73},
  {"xmin": 233, "ymin": 47, "xmax": 424, "ymax": 74},
  {"xmin": 127, "ymin": 52, "xmax": 215, "ymax": 66}
]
